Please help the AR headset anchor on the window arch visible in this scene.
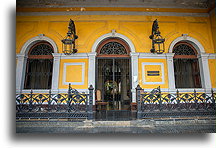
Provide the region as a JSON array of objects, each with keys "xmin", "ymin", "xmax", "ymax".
[
  {"xmin": 173, "ymin": 42, "xmax": 202, "ymax": 88},
  {"xmin": 96, "ymin": 38, "xmax": 130, "ymax": 57},
  {"xmin": 24, "ymin": 41, "xmax": 54, "ymax": 89}
]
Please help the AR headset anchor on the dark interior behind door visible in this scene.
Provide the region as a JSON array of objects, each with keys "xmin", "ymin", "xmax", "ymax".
[{"xmin": 96, "ymin": 58, "xmax": 131, "ymax": 110}]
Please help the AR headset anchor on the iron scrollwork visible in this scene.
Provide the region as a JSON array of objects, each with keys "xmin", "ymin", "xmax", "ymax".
[
  {"xmin": 136, "ymin": 85, "xmax": 216, "ymax": 119},
  {"xmin": 173, "ymin": 44, "xmax": 196, "ymax": 55},
  {"xmin": 100, "ymin": 42, "xmax": 127, "ymax": 55},
  {"xmin": 16, "ymin": 84, "xmax": 94, "ymax": 120}
]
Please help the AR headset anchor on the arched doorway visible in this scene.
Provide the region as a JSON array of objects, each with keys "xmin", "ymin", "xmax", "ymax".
[{"xmin": 95, "ymin": 37, "xmax": 132, "ymax": 113}]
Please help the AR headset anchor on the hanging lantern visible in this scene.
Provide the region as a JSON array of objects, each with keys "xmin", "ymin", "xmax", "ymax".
[
  {"xmin": 149, "ymin": 19, "xmax": 165, "ymax": 54},
  {"xmin": 62, "ymin": 19, "xmax": 78, "ymax": 55}
]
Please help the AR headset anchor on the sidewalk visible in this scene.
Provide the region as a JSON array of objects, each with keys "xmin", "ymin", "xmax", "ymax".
[{"xmin": 16, "ymin": 117, "xmax": 216, "ymax": 134}]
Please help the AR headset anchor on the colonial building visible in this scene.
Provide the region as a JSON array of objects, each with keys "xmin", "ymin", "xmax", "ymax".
[{"xmin": 16, "ymin": 0, "xmax": 216, "ymax": 121}]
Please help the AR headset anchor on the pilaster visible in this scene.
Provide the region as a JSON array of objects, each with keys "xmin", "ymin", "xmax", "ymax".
[
  {"xmin": 130, "ymin": 52, "xmax": 139, "ymax": 102},
  {"xmin": 198, "ymin": 53, "xmax": 212, "ymax": 92},
  {"xmin": 16, "ymin": 54, "xmax": 27, "ymax": 93},
  {"xmin": 51, "ymin": 53, "xmax": 61, "ymax": 93},
  {"xmin": 88, "ymin": 52, "xmax": 97, "ymax": 105},
  {"xmin": 166, "ymin": 53, "xmax": 176, "ymax": 92}
]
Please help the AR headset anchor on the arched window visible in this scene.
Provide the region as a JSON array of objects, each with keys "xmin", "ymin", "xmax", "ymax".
[
  {"xmin": 96, "ymin": 38, "xmax": 130, "ymax": 57},
  {"xmin": 173, "ymin": 42, "xmax": 202, "ymax": 88},
  {"xmin": 24, "ymin": 41, "xmax": 54, "ymax": 89}
]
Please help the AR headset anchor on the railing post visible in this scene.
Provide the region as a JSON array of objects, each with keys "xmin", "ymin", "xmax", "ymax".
[
  {"xmin": 48, "ymin": 90, "xmax": 52, "ymax": 112},
  {"xmin": 19, "ymin": 94, "xmax": 24, "ymax": 113},
  {"xmin": 194, "ymin": 89, "xmax": 198, "ymax": 110},
  {"xmin": 211, "ymin": 89, "xmax": 216, "ymax": 110},
  {"xmin": 29, "ymin": 90, "xmax": 33, "ymax": 112},
  {"xmin": 158, "ymin": 86, "xmax": 162, "ymax": 111},
  {"xmin": 88, "ymin": 85, "xmax": 94, "ymax": 120},
  {"xmin": 67, "ymin": 84, "xmax": 72, "ymax": 113},
  {"xmin": 38, "ymin": 94, "xmax": 43, "ymax": 112},
  {"xmin": 176, "ymin": 89, "xmax": 180, "ymax": 111},
  {"xmin": 57, "ymin": 94, "xmax": 61, "ymax": 112},
  {"xmin": 136, "ymin": 84, "xmax": 142, "ymax": 119}
]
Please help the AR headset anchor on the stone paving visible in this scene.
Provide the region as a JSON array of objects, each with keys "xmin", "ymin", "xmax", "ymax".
[{"xmin": 16, "ymin": 118, "xmax": 216, "ymax": 134}]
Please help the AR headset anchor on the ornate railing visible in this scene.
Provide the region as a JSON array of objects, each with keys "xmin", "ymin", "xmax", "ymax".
[
  {"xmin": 136, "ymin": 85, "xmax": 216, "ymax": 119},
  {"xmin": 16, "ymin": 84, "xmax": 94, "ymax": 120}
]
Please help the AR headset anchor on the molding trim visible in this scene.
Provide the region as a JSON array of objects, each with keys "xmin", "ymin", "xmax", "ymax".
[
  {"xmin": 20, "ymin": 35, "xmax": 58, "ymax": 54},
  {"xmin": 92, "ymin": 31, "xmax": 135, "ymax": 52},
  {"xmin": 135, "ymin": 53, "xmax": 175, "ymax": 59},
  {"xmin": 52, "ymin": 53, "xmax": 90, "ymax": 59},
  {"xmin": 17, "ymin": 88, "xmax": 214, "ymax": 94},
  {"xmin": 60, "ymin": 53, "xmax": 89, "ymax": 59},
  {"xmin": 17, "ymin": 11, "xmax": 209, "ymax": 17},
  {"xmin": 18, "ymin": 89, "xmax": 89, "ymax": 94},
  {"xmin": 142, "ymin": 62, "xmax": 165, "ymax": 85},
  {"xmin": 139, "ymin": 53, "xmax": 167, "ymax": 59},
  {"xmin": 208, "ymin": 53, "xmax": 216, "ymax": 59},
  {"xmin": 168, "ymin": 35, "xmax": 205, "ymax": 54},
  {"xmin": 63, "ymin": 62, "xmax": 85, "ymax": 85}
]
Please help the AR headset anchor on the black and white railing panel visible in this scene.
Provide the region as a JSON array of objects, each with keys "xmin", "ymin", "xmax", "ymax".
[
  {"xmin": 136, "ymin": 85, "xmax": 216, "ymax": 119},
  {"xmin": 16, "ymin": 85, "xmax": 94, "ymax": 120}
]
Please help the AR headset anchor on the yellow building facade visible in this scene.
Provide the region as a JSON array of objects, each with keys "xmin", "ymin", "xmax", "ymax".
[{"xmin": 16, "ymin": 2, "xmax": 216, "ymax": 110}]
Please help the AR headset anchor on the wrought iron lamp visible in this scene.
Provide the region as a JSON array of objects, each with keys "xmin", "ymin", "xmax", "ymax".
[
  {"xmin": 149, "ymin": 19, "xmax": 165, "ymax": 54},
  {"xmin": 62, "ymin": 19, "xmax": 78, "ymax": 55}
]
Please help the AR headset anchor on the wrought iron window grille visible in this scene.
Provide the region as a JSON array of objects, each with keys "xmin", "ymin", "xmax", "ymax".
[
  {"xmin": 99, "ymin": 42, "xmax": 127, "ymax": 55},
  {"xmin": 173, "ymin": 44, "xmax": 196, "ymax": 56}
]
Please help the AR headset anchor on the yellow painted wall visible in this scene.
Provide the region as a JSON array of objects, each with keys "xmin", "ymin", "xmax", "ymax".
[
  {"xmin": 59, "ymin": 59, "xmax": 88, "ymax": 89},
  {"xmin": 209, "ymin": 8, "xmax": 216, "ymax": 52},
  {"xmin": 209, "ymin": 59, "xmax": 216, "ymax": 88},
  {"xmin": 16, "ymin": 12, "xmax": 216, "ymax": 90},
  {"xmin": 16, "ymin": 15, "xmax": 215, "ymax": 54},
  {"xmin": 138, "ymin": 58, "xmax": 168, "ymax": 89}
]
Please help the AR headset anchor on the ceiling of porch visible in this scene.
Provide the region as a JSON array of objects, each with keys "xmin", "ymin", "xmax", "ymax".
[{"xmin": 17, "ymin": 0, "xmax": 215, "ymax": 9}]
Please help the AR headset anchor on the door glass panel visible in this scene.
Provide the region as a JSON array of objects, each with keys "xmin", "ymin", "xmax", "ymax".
[{"xmin": 96, "ymin": 58, "xmax": 131, "ymax": 110}]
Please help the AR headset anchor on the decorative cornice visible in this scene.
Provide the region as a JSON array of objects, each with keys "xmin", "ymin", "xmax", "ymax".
[
  {"xmin": 208, "ymin": 53, "xmax": 216, "ymax": 59},
  {"xmin": 198, "ymin": 53, "xmax": 212, "ymax": 58},
  {"xmin": 165, "ymin": 53, "xmax": 175, "ymax": 58},
  {"xmin": 16, "ymin": 54, "xmax": 27, "ymax": 59},
  {"xmin": 130, "ymin": 52, "xmax": 139, "ymax": 56},
  {"xmin": 87, "ymin": 52, "xmax": 97, "ymax": 57},
  {"xmin": 139, "ymin": 53, "xmax": 167, "ymax": 59},
  {"xmin": 60, "ymin": 53, "xmax": 89, "ymax": 59},
  {"xmin": 17, "ymin": 11, "xmax": 209, "ymax": 17}
]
